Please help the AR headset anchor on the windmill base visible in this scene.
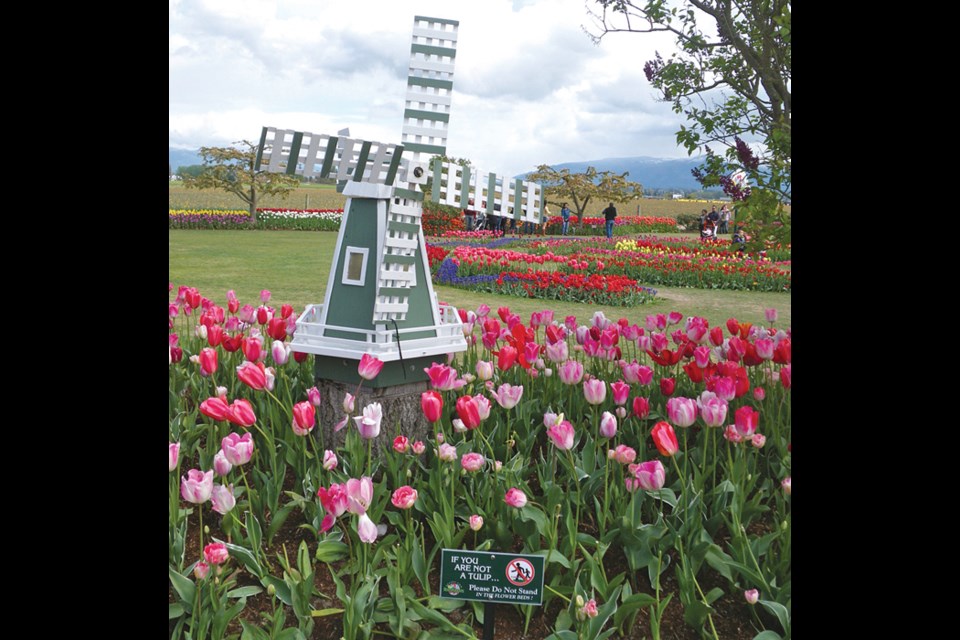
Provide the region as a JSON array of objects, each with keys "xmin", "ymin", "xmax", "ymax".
[
  {"xmin": 314, "ymin": 354, "xmax": 440, "ymax": 389},
  {"xmin": 311, "ymin": 376, "xmax": 435, "ymax": 458}
]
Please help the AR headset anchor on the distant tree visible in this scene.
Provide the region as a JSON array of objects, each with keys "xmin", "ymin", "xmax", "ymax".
[
  {"xmin": 181, "ymin": 140, "xmax": 300, "ymax": 222},
  {"xmin": 526, "ymin": 165, "xmax": 642, "ymax": 230},
  {"xmin": 176, "ymin": 164, "xmax": 206, "ymax": 179},
  {"xmin": 584, "ymin": 0, "xmax": 790, "ymax": 248}
]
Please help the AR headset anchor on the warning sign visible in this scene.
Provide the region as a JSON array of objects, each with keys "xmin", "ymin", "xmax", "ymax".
[{"xmin": 439, "ymin": 549, "xmax": 545, "ymax": 605}]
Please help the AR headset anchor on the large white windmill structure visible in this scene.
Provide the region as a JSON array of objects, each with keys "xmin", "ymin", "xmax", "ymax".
[{"xmin": 256, "ymin": 15, "xmax": 543, "ymax": 388}]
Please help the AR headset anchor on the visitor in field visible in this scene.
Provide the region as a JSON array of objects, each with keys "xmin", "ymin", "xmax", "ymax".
[
  {"xmin": 707, "ymin": 205, "xmax": 720, "ymax": 227},
  {"xmin": 719, "ymin": 204, "xmax": 731, "ymax": 234},
  {"xmin": 463, "ymin": 199, "xmax": 476, "ymax": 232},
  {"xmin": 698, "ymin": 209, "xmax": 707, "ymax": 233},
  {"xmin": 561, "ymin": 203, "xmax": 571, "ymax": 235},
  {"xmin": 602, "ymin": 202, "xmax": 618, "ymax": 239},
  {"xmin": 731, "ymin": 227, "xmax": 746, "ymax": 251}
]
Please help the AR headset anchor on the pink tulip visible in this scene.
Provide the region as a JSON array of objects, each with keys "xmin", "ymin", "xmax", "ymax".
[
  {"xmin": 782, "ymin": 476, "xmax": 791, "ymax": 495},
  {"xmin": 611, "ymin": 444, "xmax": 636, "ymax": 465},
  {"xmin": 345, "ymin": 476, "xmax": 374, "ymax": 515},
  {"xmin": 452, "ymin": 418, "xmax": 467, "ymax": 433},
  {"xmin": 744, "ymin": 589, "xmax": 759, "ymax": 605},
  {"xmin": 753, "ymin": 387, "xmax": 766, "ymax": 401},
  {"xmin": 475, "ymin": 360, "xmax": 494, "ymax": 380},
  {"xmin": 194, "ymin": 561, "xmax": 210, "ymax": 580},
  {"xmin": 169, "ymin": 442, "xmax": 180, "ymax": 472},
  {"xmin": 476, "ymin": 303, "xmax": 491, "ymax": 317},
  {"xmin": 333, "ymin": 415, "xmax": 349, "ymax": 432},
  {"xmin": 412, "ymin": 441, "xmax": 425, "ymax": 455},
  {"xmin": 241, "ymin": 335, "xmax": 263, "ymax": 362},
  {"xmin": 697, "ymin": 392, "xmax": 728, "ymax": 428},
  {"xmin": 419, "ymin": 390, "xmax": 443, "ymax": 424},
  {"xmin": 213, "ymin": 450, "xmax": 233, "ymax": 477},
  {"xmin": 751, "ymin": 434, "xmax": 766, "ymax": 448},
  {"xmin": 504, "ymin": 488, "xmax": 527, "ymax": 508},
  {"xmin": 342, "ymin": 392, "xmax": 355, "ymax": 413},
  {"xmin": 227, "ymin": 399, "xmax": 257, "ymax": 427},
  {"xmin": 734, "ymin": 406, "xmax": 760, "ymax": 438},
  {"xmin": 307, "ymin": 386, "xmax": 322, "ymax": 407},
  {"xmin": 237, "ymin": 361, "xmax": 268, "ymax": 390},
  {"xmin": 323, "ymin": 450, "xmax": 338, "ymax": 470},
  {"xmin": 181, "ymin": 469, "xmax": 213, "ymax": 504},
  {"xmin": 357, "ymin": 513, "xmax": 378, "ymax": 543},
  {"xmin": 204, "ymin": 542, "xmax": 229, "ymax": 566},
  {"xmin": 353, "ymin": 402, "xmax": 383, "ymax": 439},
  {"xmin": 317, "ymin": 484, "xmax": 348, "ymax": 519},
  {"xmin": 545, "ymin": 340, "xmax": 569, "ymax": 363},
  {"xmin": 271, "ymin": 340, "xmax": 290, "ymax": 366},
  {"xmin": 755, "ymin": 338, "xmax": 775, "ymax": 360},
  {"xmin": 610, "ymin": 380, "xmax": 630, "ymax": 406},
  {"xmin": 256, "ymin": 305, "xmax": 273, "ymax": 325},
  {"xmin": 693, "ymin": 346, "xmax": 712, "ymax": 368},
  {"xmin": 558, "ymin": 360, "xmax": 584, "ymax": 385},
  {"xmin": 393, "ymin": 435, "xmax": 409, "ymax": 454},
  {"xmin": 492, "ymin": 383, "xmax": 524, "ymax": 410},
  {"xmin": 199, "ymin": 348, "xmax": 218, "ymax": 376},
  {"xmin": 583, "ymin": 379, "xmax": 607, "ymax": 405},
  {"xmin": 666, "ymin": 397, "xmax": 698, "ymax": 427},
  {"xmin": 634, "ymin": 460, "xmax": 666, "ymax": 491},
  {"xmin": 524, "ymin": 341, "xmax": 541, "ymax": 365},
  {"xmin": 474, "ymin": 394, "xmax": 492, "ymax": 421},
  {"xmin": 599, "ymin": 411, "xmax": 618, "ymax": 438},
  {"xmin": 577, "ymin": 598, "xmax": 599, "ymax": 621},
  {"xmin": 547, "ymin": 418, "xmax": 575, "ymax": 450},
  {"xmin": 685, "ymin": 316, "xmax": 708, "ymax": 343},
  {"xmin": 632, "ymin": 396, "xmax": 650, "ymax": 420},
  {"xmin": 391, "ymin": 485, "xmax": 418, "ymax": 509},
  {"xmin": 221, "ymin": 432, "xmax": 254, "ymax": 465},
  {"xmin": 723, "ymin": 425, "xmax": 743, "ymax": 443},
  {"xmin": 469, "ymin": 514, "xmax": 484, "ymax": 531},
  {"xmin": 357, "ymin": 354, "xmax": 384, "ymax": 381},
  {"xmin": 461, "ymin": 452, "xmax": 485, "ymax": 472},
  {"xmin": 437, "ymin": 443, "xmax": 458, "ymax": 462},
  {"xmin": 651, "ymin": 421, "xmax": 679, "ymax": 457},
  {"xmin": 211, "ymin": 483, "xmax": 236, "ymax": 515},
  {"xmin": 424, "ymin": 363, "xmax": 467, "ymax": 391},
  {"xmin": 764, "ymin": 308, "xmax": 778, "ymax": 323},
  {"xmin": 780, "ymin": 364, "xmax": 791, "ymax": 389}
]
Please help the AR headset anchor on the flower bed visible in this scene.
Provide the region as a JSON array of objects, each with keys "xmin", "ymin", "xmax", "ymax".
[
  {"xmin": 169, "ymin": 208, "xmax": 343, "ymax": 231},
  {"xmin": 169, "ymin": 285, "xmax": 791, "ymax": 640}
]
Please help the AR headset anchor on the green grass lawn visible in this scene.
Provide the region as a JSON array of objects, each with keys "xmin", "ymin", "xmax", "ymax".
[{"xmin": 169, "ymin": 230, "xmax": 791, "ymax": 329}]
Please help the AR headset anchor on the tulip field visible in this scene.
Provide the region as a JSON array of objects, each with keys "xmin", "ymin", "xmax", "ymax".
[{"xmin": 169, "ymin": 276, "xmax": 791, "ymax": 638}]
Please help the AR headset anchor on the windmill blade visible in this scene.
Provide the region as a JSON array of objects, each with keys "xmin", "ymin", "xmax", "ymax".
[{"xmin": 430, "ymin": 159, "xmax": 544, "ymax": 225}]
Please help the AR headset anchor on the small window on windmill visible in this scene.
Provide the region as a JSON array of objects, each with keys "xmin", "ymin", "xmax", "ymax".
[{"xmin": 342, "ymin": 246, "xmax": 369, "ymax": 286}]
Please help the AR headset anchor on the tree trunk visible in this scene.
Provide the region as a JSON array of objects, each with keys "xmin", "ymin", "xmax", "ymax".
[{"xmin": 249, "ymin": 187, "xmax": 258, "ymax": 223}]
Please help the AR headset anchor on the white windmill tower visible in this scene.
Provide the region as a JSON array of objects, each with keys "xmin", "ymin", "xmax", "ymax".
[{"xmin": 256, "ymin": 16, "xmax": 544, "ymax": 389}]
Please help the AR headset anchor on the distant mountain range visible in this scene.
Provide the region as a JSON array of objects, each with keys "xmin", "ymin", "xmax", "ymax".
[{"xmin": 169, "ymin": 147, "xmax": 706, "ymax": 192}]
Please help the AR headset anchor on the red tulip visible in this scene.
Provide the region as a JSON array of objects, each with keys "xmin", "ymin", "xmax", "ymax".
[
  {"xmin": 292, "ymin": 401, "xmax": 316, "ymax": 436},
  {"xmin": 357, "ymin": 353, "xmax": 384, "ymax": 380},
  {"xmin": 267, "ymin": 317, "xmax": 287, "ymax": 341},
  {"xmin": 545, "ymin": 325, "xmax": 565, "ymax": 344},
  {"xmin": 281, "ymin": 304, "xmax": 294, "ymax": 319},
  {"xmin": 709, "ymin": 326, "xmax": 724, "ymax": 346},
  {"xmin": 455, "ymin": 395, "xmax": 481, "ymax": 430},
  {"xmin": 647, "ymin": 349, "xmax": 681, "ymax": 367},
  {"xmin": 659, "ymin": 377, "xmax": 675, "ymax": 397},
  {"xmin": 725, "ymin": 317, "xmax": 739, "ymax": 336},
  {"xmin": 683, "ymin": 361, "xmax": 704, "ymax": 383},
  {"xmin": 257, "ymin": 305, "xmax": 273, "ymax": 325},
  {"xmin": 496, "ymin": 345, "xmax": 518, "ymax": 371},
  {"xmin": 170, "ymin": 346, "xmax": 183, "ymax": 363},
  {"xmin": 421, "ymin": 390, "xmax": 443, "ymax": 423},
  {"xmin": 200, "ymin": 395, "xmax": 231, "ymax": 421},
  {"xmin": 780, "ymin": 365, "xmax": 791, "ymax": 389},
  {"xmin": 497, "ymin": 306, "xmax": 511, "ymax": 322},
  {"xmin": 221, "ymin": 333, "xmax": 244, "ymax": 353},
  {"xmin": 207, "ymin": 325, "xmax": 223, "ymax": 347},
  {"xmin": 773, "ymin": 339, "xmax": 791, "ymax": 364},
  {"xmin": 293, "ymin": 350, "xmax": 309, "ymax": 363},
  {"xmin": 227, "ymin": 297, "xmax": 240, "ymax": 314},
  {"xmin": 632, "ymin": 396, "xmax": 650, "ymax": 419},
  {"xmin": 241, "ymin": 335, "xmax": 263, "ymax": 362},
  {"xmin": 651, "ymin": 421, "xmax": 679, "ymax": 457}
]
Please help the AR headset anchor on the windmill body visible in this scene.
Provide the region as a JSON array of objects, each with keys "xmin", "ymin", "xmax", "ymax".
[{"xmin": 256, "ymin": 16, "xmax": 543, "ymax": 388}]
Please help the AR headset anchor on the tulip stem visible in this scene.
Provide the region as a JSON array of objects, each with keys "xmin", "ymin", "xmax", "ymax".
[{"xmin": 198, "ymin": 504, "xmax": 204, "ymax": 555}]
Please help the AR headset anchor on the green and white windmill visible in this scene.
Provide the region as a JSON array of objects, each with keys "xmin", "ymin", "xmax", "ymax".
[{"xmin": 256, "ymin": 15, "xmax": 544, "ymax": 388}]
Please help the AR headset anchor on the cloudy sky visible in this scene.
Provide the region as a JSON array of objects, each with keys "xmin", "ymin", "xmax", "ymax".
[{"xmin": 169, "ymin": 0, "xmax": 694, "ymax": 178}]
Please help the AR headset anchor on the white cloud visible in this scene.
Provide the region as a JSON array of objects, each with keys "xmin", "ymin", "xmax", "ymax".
[{"xmin": 170, "ymin": 0, "xmax": 692, "ymax": 177}]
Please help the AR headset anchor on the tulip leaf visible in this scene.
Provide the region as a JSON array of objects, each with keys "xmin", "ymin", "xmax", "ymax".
[
  {"xmin": 412, "ymin": 540, "xmax": 429, "ymax": 595},
  {"xmin": 240, "ymin": 620, "xmax": 271, "ymax": 640},
  {"xmin": 219, "ymin": 540, "xmax": 263, "ymax": 578},
  {"xmin": 274, "ymin": 629, "xmax": 307, "ymax": 640},
  {"xmin": 544, "ymin": 630, "xmax": 578, "ymax": 640},
  {"xmin": 426, "ymin": 596, "xmax": 463, "ymax": 612},
  {"xmin": 406, "ymin": 597, "xmax": 465, "ymax": 634},
  {"xmin": 227, "ymin": 586, "xmax": 264, "ymax": 598},
  {"xmin": 705, "ymin": 587, "xmax": 724, "ymax": 604},
  {"xmin": 168, "ymin": 566, "xmax": 195, "ymax": 611},
  {"xmin": 169, "ymin": 603, "xmax": 184, "ymax": 620},
  {"xmin": 246, "ymin": 512, "xmax": 263, "ymax": 553},
  {"xmin": 261, "ymin": 575, "xmax": 293, "ymax": 606},
  {"xmin": 613, "ymin": 592, "xmax": 657, "ymax": 628},
  {"xmin": 315, "ymin": 537, "xmax": 349, "ymax": 563},
  {"xmin": 310, "ymin": 608, "xmax": 345, "ymax": 617},
  {"xmin": 759, "ymin": 600, "xmax": 790, "ymax": 634},
  {"xmin": 519, "ymin": 505, "xmax": 547, "ymax": 530},
  {"xmin": 752, "ymin": 632, "xmax": 783, "ymax": 640},
  {"xmin": 266, "ymin": 504, "xmax": 296, "ymax": 544}
]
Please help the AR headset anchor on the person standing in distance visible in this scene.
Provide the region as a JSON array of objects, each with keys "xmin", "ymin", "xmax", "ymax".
[
  {"xmin": 560, "ymin": 202, "xmax": 571, "ymax": 236},
  {"xmin": 602, "ymin": 202, "xmax": 618, "ymax": 239}
]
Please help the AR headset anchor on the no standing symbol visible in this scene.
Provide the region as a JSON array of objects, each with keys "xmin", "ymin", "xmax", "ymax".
[{"xmin": 505, "ymin": 558, "xmax": 535, "ymax": 586}]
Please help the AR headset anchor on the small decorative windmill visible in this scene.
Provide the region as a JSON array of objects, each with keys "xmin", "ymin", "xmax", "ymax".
[{"xmin": 256, "ymin": 15, "xmax": 544, "ymax": 388}]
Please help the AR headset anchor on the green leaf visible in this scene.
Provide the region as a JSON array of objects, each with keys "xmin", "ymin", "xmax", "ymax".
[
  {"xmin": 426, "ymin": 597, "xmax": 463, "ymax": 612},
  {"xmin": 266, "ymin": 504, "xmax": 296, "ymax": 544},
  {"xmin": 246, "ymin": 512, "xmax": 264, "ymax": 556},
  {"xmin": 544, "ymin": 632, "xmax": 578, "ymax": 640},
  {"xmin": 759, "ymin": 600, "xmax": 790, "ymax": 634},
  {"xmin": 704, "ymin": 587, "xmax": 724, "ymax": 604},
  {"xmin": 406, "ymin": 598, "xmax": 468, "ymax": 635},
  {"xmin": 275, "ymin": 629, "xmax": 307, "ymax": 640},
  {"xmin": 682, "ymin": 599, "xmax": 711, "ymax": 629},
  {"xmin": 613, "ymin": 592, "xmax": 656, "ymax": 628},
  {"xmin": 704, "ymin": 546, "xmax": 734, "ymax": 582},
  {"xmin": 315, "ymin": 537, "xmax": 349, "ymax": 563},
  {"xmin": 220, "ymin": 540, "xmax": 264, "ymax": 578},
  {"xmin": 240, "ymin": 620, "xmax": 270, "ymax": 640},
  {"xmin": 413, "ymin": 541, "xmax": 429, "ymax": 595},
  {"xmin": 227, "ymin": 586, "xmax": 264, "ymax": 598},
  {"xmin": 169, "ymin": 603, "xmax": 184, "ymax": 620},
  {"xmin": 519, "ymin": 505, "xmax": 548, "ymax": 530},
  {"xmin": 752, "ymin": 632, "xmax": 783, "ymax": 640},
  {"xmin": 261, "ymin": 575, "xmax": 293, "ymax": 606},
  {"xmin": 167, "ymin": 566, "xmax": 195, "ymax": 611},
  {"xmin": 310, "ymin": 608, "xmax": 345, "ymax": 617}
]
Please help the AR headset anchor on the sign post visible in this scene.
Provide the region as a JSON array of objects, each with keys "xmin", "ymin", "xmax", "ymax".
[{"xmin": 439, "ymin": 548, "xmax": 545, "ymax": 637}]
